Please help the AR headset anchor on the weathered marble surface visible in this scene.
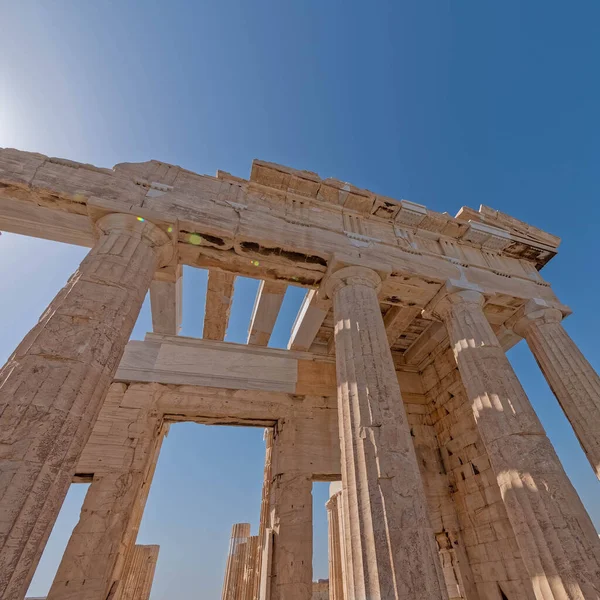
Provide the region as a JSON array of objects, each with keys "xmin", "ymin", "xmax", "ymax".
[
  {"xmin": 326, "ymin": 266, "xmax": 448, "ymax": 600},
  {"xmin": 0, "ymin": 214, "xmax": 170, "ymax": 599},
  {"xmin": 435, "ymin": 288, "xmax": 600, "ymax": 600}
]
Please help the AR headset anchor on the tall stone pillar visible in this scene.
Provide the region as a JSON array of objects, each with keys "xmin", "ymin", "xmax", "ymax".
[
  {"xmin": 254, "ymin": 428, "xmax": 274, "ymax": 600},
  {"xmin": 119, "ymin": 544, "xmax": 160, "ymax": 600},
  {"xmin": 433, "ymin": 286, "xmax": 600, "ymax": 600},
  {"xmin": 325, "ymin": 266, "xmax": 448, "ymax": 600},
  {"xmin": 223, "ymin": 523, "xmax": 251, "ymax": 600},
  {"xmin": 512, "ymin": 298, "xmax": 600, "ymax": 479},
  {"xmin": 46, "ymin": 383, "xmax": 166, "ymax": 600},
  {"xmin": 0, "ymin": 213, "xmax": 171, "ymax": 599},
  {"xmin": 269, "ymin": 420, "xmax": 313, "ymax": 600},
  {"xmin": 240, "ymin": 536, "xmax": 260, "ymax": 600},
  {"xmin": 326, "ymin": 491, "xmax": 345, "ymax": 600}
]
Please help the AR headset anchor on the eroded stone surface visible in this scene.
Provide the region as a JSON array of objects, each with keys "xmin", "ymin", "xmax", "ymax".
[
  {"xmin": 326, "ymin": 266, "xmax": 448, "ymax": 600},
  {"xmin": 0, "ymin": 214, "xmax": 170, "ymax": 599},
  {"xmin": 513, "ymin": 299, "xmax": 600, "ymax": 480},
  {"xmin": 0, "ymin": 151, "xmax": 598, "ymax": 600},
  {"xmin": 435, "ymin": 289, "xmax": 600, "ymax": 599}
]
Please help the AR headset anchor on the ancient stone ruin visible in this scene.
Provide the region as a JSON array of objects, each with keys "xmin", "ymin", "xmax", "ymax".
[{"xmin": 0, "ymin": 148, "xmax": 599, "ymax": 600}]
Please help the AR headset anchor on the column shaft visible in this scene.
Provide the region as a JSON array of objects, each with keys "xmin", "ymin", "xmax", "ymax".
[
  {"xmin": 0, "ymin": 213, "xmax": 170, "ymax": 599},
  {"xmin": 47, "ymin": 386, "xmax": 165, "ymax": 600},
  {"xmin": 254, "ymin": 428, "xmax": 274, "ymax": 600},
  {"xmin": 222, "ymin": 523, "xmax": 251, "ymax": 600},
  {"xmin": 517, "ymin": 308, "xmax": 600, "ymax": 479},
  {"xmin": 328, "ymin": 266, "xmax": 447, "ymax": 600},
  {"xmin": 269, "ymin": 420, "xmax": 313, "ymax": 600},
  {"xmin": 437, "ymin": 290, "xmax": 600, "ymax": 600},
  {"xmin": 326, "ymin": 492, "xmax": 345, "ymax": 600},
  {"xmin": 119, "ymin": 544, "xmax": 159, "ymax": 600}
]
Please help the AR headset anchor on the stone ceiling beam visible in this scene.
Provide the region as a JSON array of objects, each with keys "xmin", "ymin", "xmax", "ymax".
[
  {"xmin": 383, "ymin": 304, "xmax": 422, "ymax": 347},
  {"xmin": 288, "ymin": 289, "xmax": 331, "ymax": 352},
  {"xmin": 247, "ymin": 280, "xmax": 287, "ymax": 346},
  {"xmin": 203, "ymin": 270, "xmax": 235, "ymax": 341},
  {"xmin": 149, "ymin": 265, "xmax": 182, "ymax": 335}
]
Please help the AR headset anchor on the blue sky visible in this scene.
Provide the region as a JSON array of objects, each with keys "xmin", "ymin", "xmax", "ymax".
[{"xmin": 1, "ymin": 1, "xmax": 599, "ymax": 598}]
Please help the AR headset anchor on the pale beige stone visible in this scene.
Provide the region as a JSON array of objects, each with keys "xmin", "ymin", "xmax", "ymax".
[
  {"xmin": 324, "ymin": 265, "xmax": 448, "ymax": 600},
  {"xmin": 119, "ymin": 545, "xmax": 159, "ymax": 600},
  {"xmin": 512, "ymin": 298, "xmax": 600, "ymax": 479},
  {"xmin": 326, "ymin": 492, "xmax": 345, "ymax": 600},
  {"xmin": 223, "ymin": 523, "xmax": 252, "ymax": 600},
  {"xmin": 149, "ymin": 264, "xmax": 182, "ymax": 335},
  {"xmin": 269, "ymin": 420, "xmax": 313, "ymax": 600},
  {"xmin": 0, "ymin": 213, "xmax": 171, "ymax": 599},
  {"xmin": 0, "ymin": 150, "xmax": 598, "ymax": 600},
  {"xmin": 433, "ymin": 287, "xmax": 600, "ymax": 599},
  {"xmin": 204, "ymin": 270, "xmax": 235, "ymax": 340},
  {"xmin": 46, "ymin": 383, "xmax": 166, "ymax": 600},
  {"xmin": 248, "ymin": 280, "xmax": 287, "ymax": 346},
  {"xmin": 254, "ymin": 429, "xmax": 274, "ymax": 600}
]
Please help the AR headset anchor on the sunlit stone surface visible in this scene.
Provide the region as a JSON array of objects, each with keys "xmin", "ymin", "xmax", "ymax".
[{"xmin": 0, "ymin": 149, "xmax": 598, "ymax": 600}]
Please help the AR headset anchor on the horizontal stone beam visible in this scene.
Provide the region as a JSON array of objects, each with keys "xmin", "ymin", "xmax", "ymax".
[
  {"xmin": 248, "ymin": 280, "xmax": 287, "ymax": 346},
  {"xmin": 0, "ymin": 149, "xmax": 559, "ymax": 307},
  {"xmin": 203, "ymin": 270, "xmax": 235, "ymax": 341},
  {"xmin": 115, "ymin": 333, "xmax": 337, "ymax": 396}
]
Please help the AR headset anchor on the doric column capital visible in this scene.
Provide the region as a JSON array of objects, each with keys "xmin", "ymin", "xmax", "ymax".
[
  {"xmin": 95, "ymin": 213, "xmax": 173, "ymax": 267},
  {"xmin": 323, "ymin": 265, "xmax": 382, "ymax": 298},
  {"xmin": 325, "ymin": 490, "xmax": 342, "ymax": 512},
  {"xmin": 427, "ymin": 280, "xmax": 485, "ymax": 321},
  {"xmin": 510, "ymin": 298, "xmax": 570, "ymax": 337}
]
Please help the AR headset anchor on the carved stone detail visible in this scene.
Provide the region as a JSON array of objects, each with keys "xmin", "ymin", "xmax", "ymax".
[
  {"xmin": 513, "ymin": 298, "xmax": 600, "ymax": 479},
  {"xmin": 0, "ymin": 214, "xmax": 169, "ymax": 598},
  {"xmin": 435, "ymin": 288, "xmax": 600, "ymax": 599},
  {"xmin": 329, "ymin": 265, "xmax": 448, "ymax": 599}
]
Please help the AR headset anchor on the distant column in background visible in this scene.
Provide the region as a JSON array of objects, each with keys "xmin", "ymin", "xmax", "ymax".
[
  {"xmin": 222, "ymin": 523, "xmax": 251, "ymax": 600},
  {"xmin": 326, "ymin": 486, "xmax": 345, "ymax": 600}
]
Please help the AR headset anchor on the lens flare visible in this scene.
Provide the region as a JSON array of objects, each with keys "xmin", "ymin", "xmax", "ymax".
[
  {"xmin": 136, "ymin": 216, "xmax": 145, "ymax": 222},
  {"xmin": 189, "ymin": 233, "xmax": 202, "ymax": 245}
]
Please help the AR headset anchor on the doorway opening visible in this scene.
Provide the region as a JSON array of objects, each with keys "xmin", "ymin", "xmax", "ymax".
[
  {"xmin": 25, "ymin": 483, "xmax": 90, "ymax": 598},
  {"xmin": 135, "ymin": 422, "xmax": 266, "ymax": 599}
]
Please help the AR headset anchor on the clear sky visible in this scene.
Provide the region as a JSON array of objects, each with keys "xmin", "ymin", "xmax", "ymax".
[{"xmin": 1, "ymin": 1, "xmax": 599, "ymax": 598}]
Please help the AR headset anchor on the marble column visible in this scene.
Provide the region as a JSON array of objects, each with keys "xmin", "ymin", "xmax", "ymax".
[
  {"xmin": 269, "ymin": 421, "xmax": 313, "ymax": 600},
  {"xmin": 325, "ymin": 266, "xmax": 448, "ymax": 600},
  {"xmin": 254, "ymin": 428, "xmax": 274, "ymax": 600},
  {"xmin": 240, "ymin": 535, "xmax": 260, "ymax": 600},
  {"xmin": 513, "ymin": 298, "xmax": 600, "ymax": 480},
  {"xmin": 434, "ymin": 287, "xmax": 600, "ymax": 600},
  {"xmin": 0, "ymin": 213, "xmax": 171, "ymax": 599},
  {"xmin": 223, "ymin": 523, "xmax": 251, "ymax": 600},
  {"xmin": 119, "ymin": 545, "xmax": 159, "ymax": 600},
  {"xmin": 326, "ymin": 491, "xmax": 345, "ymax": 600}
]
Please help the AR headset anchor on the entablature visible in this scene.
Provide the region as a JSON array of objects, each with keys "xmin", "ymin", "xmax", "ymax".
[{"xmin": 0, "ymin": 148, "xmax": 562, "ymax": 366}]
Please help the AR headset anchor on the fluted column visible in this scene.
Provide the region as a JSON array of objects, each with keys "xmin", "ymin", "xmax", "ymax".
[
  {"xmin": 253, "ymin": 428, "xmax": 274, "ymax": 600},
  {"xmin": 0, "ymin": 213, "xmax": 172, "ymax": 599},
  {"xmin": 119, "ymin": 545, "xmax": 160, "ymax": 600},
  {"xmin": 240, "ymin": 536, "xmax": 260, "ymax": 600},
  {"xmin": 434, "ymin": 287, "xmax": 600, "ymax": 600},
  {"xmin": 222, "ymin": 523, "xmax": 251, "ymax": 600},
  {"xmin": 325, "ymin": 266, "xmax": 448, "ymax": 600},
  {"xmin": 513, "ymin": 298, "xmax": 600, "ymax": 479},
  {"xmin": 326, "ymin": 491, "xmax": 345, "ymax": 600}
]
